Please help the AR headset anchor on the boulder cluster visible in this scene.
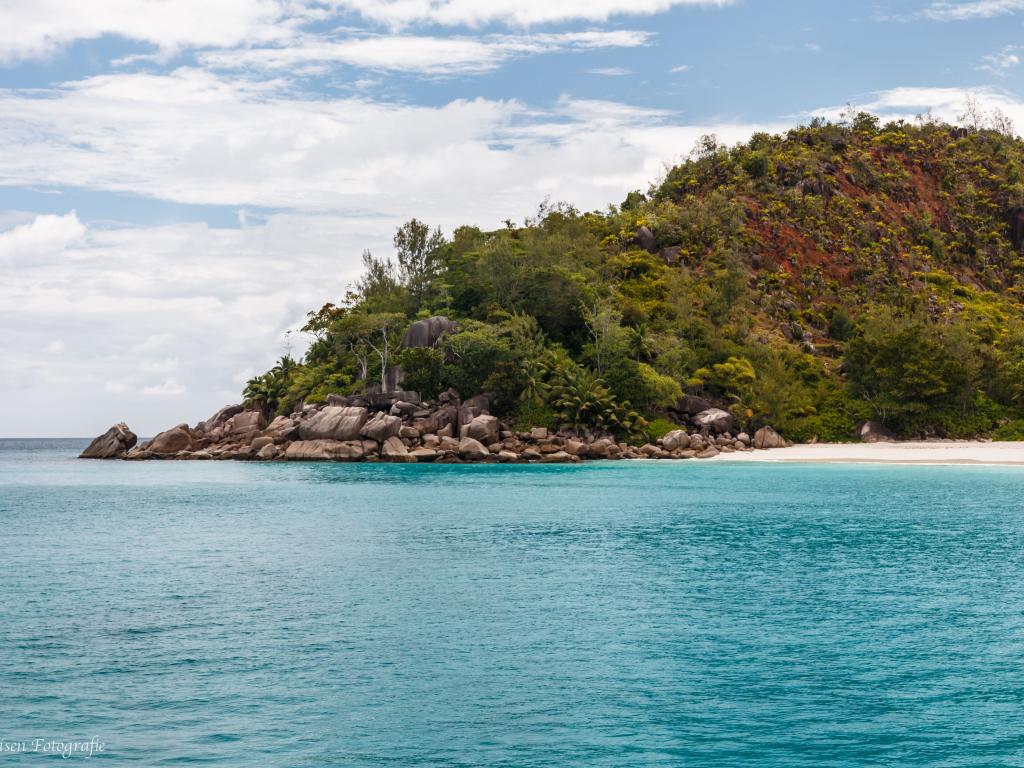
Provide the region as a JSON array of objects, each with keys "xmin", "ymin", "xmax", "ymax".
[{"xmin": 79, "ymin": 390, "xmax": 790, "ymax": 463}]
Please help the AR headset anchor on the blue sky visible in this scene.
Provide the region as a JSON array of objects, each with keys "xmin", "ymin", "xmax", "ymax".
[{"xmin": 2, "ymin": 0, "xmax": 1023, "ymax": 436}]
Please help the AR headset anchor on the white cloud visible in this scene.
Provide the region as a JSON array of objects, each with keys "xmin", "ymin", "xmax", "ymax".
[
  {"xmin": 45, "ymin": 340, "xmax": 64, "ymax": 354},
  {"xmin": 587, "ymin": 67, "xmax": 632, "ymax": 76},
  {"xmin": 977, "ymin": 47, "xmax": 1021, "ymax": 74},
  {"xmin": 141, "ymin": 357, "xmax": 180, "ymax": 374},
  {"xmin": 0, "ymin": 0, "xmax": 295, "ymax": 63},
  {"xmin": 0, "ymin": 69, "xmax": 775, "ymax": 222},
  {"xmin": 328, "ymin": 0, "xmax": 734, "ymax": 27},
  {"xmin": 812, "ymin": 86, "xmax": 1024, "ymax": 131},
  {"xmin": 0, "ymin": 211, "xmax": 85, "ymax": 264},
  {"xmin": 141, "ymin": 379, "xmax": 187, "ymax": 397},
  {"xmin": 200, "ymin": 30, "xmax": 652, "ymax": 75},
  {"xmin": 0, "ymin": 0, "xmax": 730, "ymax": 64},
  {"xmin": 0, "ymin": 211, "xmax": 389, "ymax": 435},
  {"xmin": 670, "ymin": 64, "xmax": 692, "ymax": 73},
  {"xmin": 923, "ymin": 0, "xmax": 1024, "ymax": 20}
]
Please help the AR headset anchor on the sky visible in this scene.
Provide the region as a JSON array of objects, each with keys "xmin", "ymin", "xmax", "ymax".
[{"xmin": 4, "ymin": 0, "xmax": 1024, "ymax": 437}]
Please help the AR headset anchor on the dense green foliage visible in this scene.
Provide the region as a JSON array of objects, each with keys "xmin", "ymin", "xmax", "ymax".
[{"xmin": 246, "ymin": 109, "xmax": 1024, "ymax": 442}]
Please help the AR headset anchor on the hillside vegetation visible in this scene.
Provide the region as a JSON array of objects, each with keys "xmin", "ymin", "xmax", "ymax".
[{"xmin": 244, "ymin": 110, "xmax": 1024, "ymax": 443}]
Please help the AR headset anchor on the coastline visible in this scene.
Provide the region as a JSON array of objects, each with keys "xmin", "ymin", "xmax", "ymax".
[{"xmin": 711, "ymin": 440, "xmax": 1024, "ymax": 466}]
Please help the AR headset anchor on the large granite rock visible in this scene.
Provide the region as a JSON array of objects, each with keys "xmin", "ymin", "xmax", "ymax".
[
  {"xmin": 390, "ymin": 400, "xmax": 419, "ymax": 418},
  {"xmin": 859, "ymin": 421, "xmax": 895, "ymax": 443},
  {"xmin": 635, "ymin": 225, "xmax": 657, "ymax": 253},
  {"xmin": 381, "ymin": 436, "xmax": 415, "ymax": 462},
  {"xmin": 145, "ymin": 425, "xmax": 193, "ymax": 455},
  {"xmin": 402, "ymin": 316, "xmax": 458, "ymax": 348},
  {"xmin": 695, "ymin": 408, "xmax": 734, "ymax": 433},
  {"xmin": 457, "ymin": 403, "xmax": 484, "ymax": 431},
  {"xmin": 284, "ymin": 440, "xmax": 365, "ymax": 461},
  {"xmin": 415, "ymin": 405, "xmax": 457, "ymax": 436},
  {"xmin": 197, "ymin": 404, "xmax": 244, "ymax": 433},
  {"xmin": 410, "ymin": 447, "xmax": 438, "ymax": 462},
  {"xmin": 679, "ymin": 394, "xmax": 713, "ymax": 415},
  {"xmin": 80, "ymin": 423, "xmax": 137, "ymax": 458},
  {"xmin": 298, "ymin": 406, "xmax": 368, "ymax": 441},
  {"xmin": 458, "ymin": 437, "xmax": 489, "ymax": 461},
  {"xmin": 224, "ymin": 410, "xmax": 266, "ymax": 440},
  {"xmin": 360, "ymin": 412, "xmax": 402, "ymax": 442},
  {"xmin": 262, "ymin": 416, "xmax": 298, "ymax": 441},
  {"xmin": 465, "ymin": 414, "xmax": 499, "ymax": 445},
  {"xmin": 753, "ymin": 426, "xmax": 787, "ymax": 450},
  {"xmin": 661, "ymin": 429, "xmax": 690, "ymax": 451},
  {"xmin": 540, "ymin": 450, "xmax": 574, "ymax": 463}
]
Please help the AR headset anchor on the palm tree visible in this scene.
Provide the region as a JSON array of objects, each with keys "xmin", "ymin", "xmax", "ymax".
[{"xmin": 550, "ymin": 366, "xmax": 646, "ymax": 437}]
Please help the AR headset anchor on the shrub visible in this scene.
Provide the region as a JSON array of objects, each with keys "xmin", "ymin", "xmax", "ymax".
[
  {"xmin": 827, "ymin": 308, "xmax": 854, "ymax": 341},
  {"xmin": 645, "ymin": 417, "xmax": 679, "ymax": 442},
  {"xmin": 442, "ymin": 322, "xmax": 513, "ymax": 397},
  {"xmin": 398, "ymin": 347, "xmax": 446, "ymax": 399},
  {"xmin": 512, "ymin": 403, "xmax": 558, "ymax": 432},
  {"xmin": 993, "ymin": 419, "xmax": 1024, "ymax": 441},
  {"xmin": 743, "ymin": 151, "xmax": 770, "ymax": 179}
]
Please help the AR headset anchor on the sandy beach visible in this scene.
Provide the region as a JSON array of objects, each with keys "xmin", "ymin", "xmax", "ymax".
[{"xmin": 714, "ymin": 441, "xmax": 1024, "ymax": 466}]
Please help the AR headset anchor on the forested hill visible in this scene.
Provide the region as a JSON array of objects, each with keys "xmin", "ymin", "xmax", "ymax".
[{"xmin": 244, "ymin": 111, "xmax": 1024, "ymax": 443}]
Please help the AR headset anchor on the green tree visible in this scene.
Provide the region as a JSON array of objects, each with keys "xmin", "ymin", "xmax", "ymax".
[
  {"xmin": 442, "ymin": 322, "xmax": 514, "ymax": 398},
  {"xmin": 398, "ymin": 347, "xmax": 446, "ymax": 399},
  {"xmin": 550, "ymin": 365, "xmax": 646, "ymax": 437},
  {"xmin": 394, "ymin": 219, "xmax": 446, "ymax": 309},
  {"xmin": 844, "ymin": 309, "xmax": 978, "ymax": 431},
  {"xmin": 356, "ymin": 250, "xmax": 405, "ymax": 313}
]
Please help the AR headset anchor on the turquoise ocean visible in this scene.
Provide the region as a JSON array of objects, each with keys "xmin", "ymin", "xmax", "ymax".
[{"xmin": 2, "ymin": 438, "xmax": 1023, "ymax": 766}]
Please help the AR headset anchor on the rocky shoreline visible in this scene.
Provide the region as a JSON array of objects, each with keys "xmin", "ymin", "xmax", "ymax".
[{"xmin": 79, "ymin": 390, "xmax": 790, "ymax": 464}]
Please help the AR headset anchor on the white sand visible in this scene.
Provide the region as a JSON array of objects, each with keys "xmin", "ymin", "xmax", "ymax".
[{"xmin": 713, "ymin": 441, "xmax": 1024, "ymax": 466}]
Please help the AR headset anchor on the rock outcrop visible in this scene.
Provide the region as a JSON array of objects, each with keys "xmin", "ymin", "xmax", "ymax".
[
  {"xmin": 80, "ymin": 383, "xmax": 790, "ymax": 465},
  {"xmin": 360, "ymin": 412, "xmax": 402, "ymax": 442},
  {"xmin": 284, "ymin": 440, "xmax": 365, "ymax": 461},
  {"xmin": 79, "ymin": 423, "xmax": 137, "ymax": 458},
  {"xmin": 695, "ymin": 408, "xmax": 734, "ymax": 434},
  {"xmin": 458, "ymin": 437, "xmax": 489, "ymax": 461},
  {"xmin": 144, "ymin": 425, "xmax": 193, "ymax": 455},
  {"xmin": 402, "ymin": 316, "xmax": 458, "ymax": 348},
  {"xmin": 859, "ymin": 421, "xmax": 895, "ymax": 443},
  {"xmin": 298, "ymin": 406, "xmax": 368, "ymax": 441},
  {"xmin": 198, "ymin": 404, "xmax": 244, "ymax": 434},
  {"xmin": 381, "ymin": 436, "xmax": 414, "ymax": 462},
  {"xmin": 753, "ymin": 426, "xmax": 788, "ymax": 450},
  {"xmin": 635, "ymin": 225, "xmax": 657, "ymax": 253},
  {"xmin": 661, "ymin": 430, "xmax": 690, "ymax": 451},
  {"xmin": 465, "ymin": 414, "xmax": 499, "ymax": 445}
]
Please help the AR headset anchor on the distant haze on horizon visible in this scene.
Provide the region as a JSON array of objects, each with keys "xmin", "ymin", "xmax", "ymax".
[{"xmin": 3, "ymin": 0, "xmax": 1024, "ymax": 436}]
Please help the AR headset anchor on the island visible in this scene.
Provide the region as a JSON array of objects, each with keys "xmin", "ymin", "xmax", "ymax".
[{"xmin": 83, "ymin": 112, "xmax": 1024, "ymax": 463}]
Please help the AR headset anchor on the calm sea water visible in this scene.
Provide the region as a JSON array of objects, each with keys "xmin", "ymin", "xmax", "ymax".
[{"xmin": 2, "ymin": 439, "xmax": 1024, "ymax": 766}]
